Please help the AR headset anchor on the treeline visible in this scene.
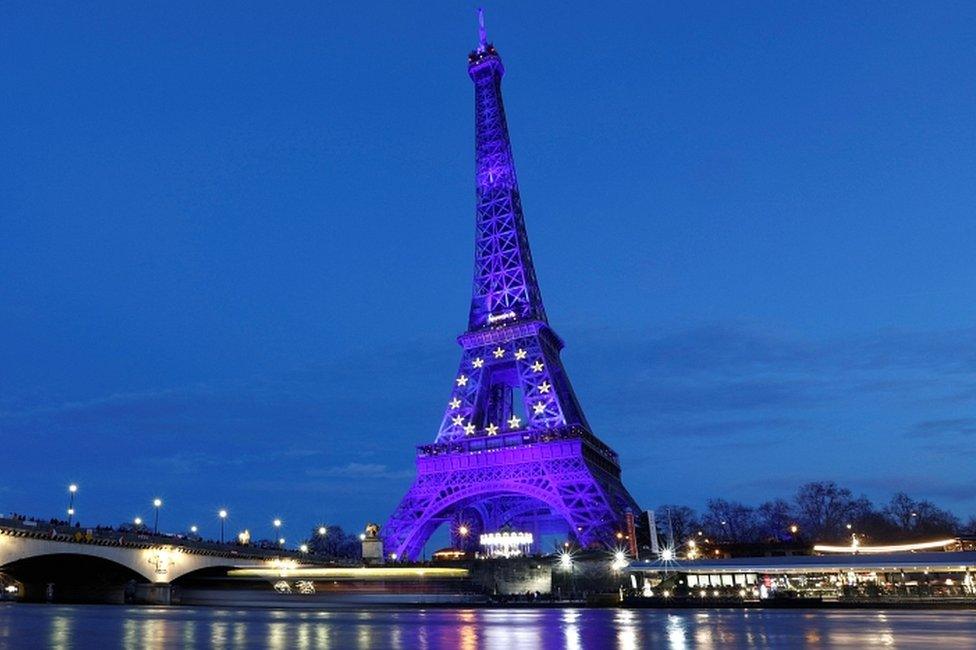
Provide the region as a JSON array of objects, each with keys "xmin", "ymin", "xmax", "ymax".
[
  {"xmin": 657, "ymin": 482, "xmax": 975, "ymax": 545},
  {"xmin": 304, "ymin": 524, "xmax": 362, "ymax": 559}
]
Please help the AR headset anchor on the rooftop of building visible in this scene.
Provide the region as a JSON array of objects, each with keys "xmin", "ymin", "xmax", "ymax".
[{"xmin": 629, "ymin": 551, "xmax": 976, "ymax": 574}]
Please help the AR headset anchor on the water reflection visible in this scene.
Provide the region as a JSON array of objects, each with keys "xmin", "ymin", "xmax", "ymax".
[
  {"xmin": 562, "ymin": 609, "xmax": 581, "ymax": 650},
  {"xmin": 1, "ymin": 604, "xmax": 973, "ymax": 649},
  {"xmin": 666, "ymin": 613, "xmax": 687, "ymax": 650},
  {"xmin": 48, "ymin": 614, "xmax": 72, "ymax": 649}
]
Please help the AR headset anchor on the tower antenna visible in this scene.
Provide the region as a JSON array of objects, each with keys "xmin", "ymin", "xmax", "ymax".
[{"xmin": 477, "ymin": 7, "xmax": 488, "ymax": 51}]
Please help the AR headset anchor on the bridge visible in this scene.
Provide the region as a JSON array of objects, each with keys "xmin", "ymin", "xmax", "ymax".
[{"xmin": 0, "ymin": 517, "xmax": 313, "ymax": 604}]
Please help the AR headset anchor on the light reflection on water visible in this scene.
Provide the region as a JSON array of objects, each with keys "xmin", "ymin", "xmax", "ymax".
[{"xmin": 0, "ymin": 604, "xmax": 972, "ymax": 649}]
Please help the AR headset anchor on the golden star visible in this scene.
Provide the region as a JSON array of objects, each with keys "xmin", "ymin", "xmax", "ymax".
[
  {"xmin": 449, "ymin": 397, "xmax": 462, "ymax": 409},
  {"xmin": 492, "ymin": 347, "xmax": 505, "ymax": 358},
  {"xmin": 451, "ymin": 415, "xmax": 464, "ymax": 426},
  {"xmin": 507, "ymin": 414, "xmax": 521, "ymax": 429},
  {"xmin": 532, "ymin": 401, "xmax": 546, "ymax": 415},
  {"xmin": 485, "ymin": 423, "xmax": 499, "ymax": 436},
  {"xmin": 456, "ymin": 374, "xmax": 468, "ymax": 386},
  {"xmin": 530, "ymin": 360, "xmax": 544, "ymax": 373},
  {"xmin": 538, "ymin": 381, "xmax": 551, "ymax": 394},
  {"xmin": 514, "ymin": 348, "xmax": 527, "ymax": 360},
  {"xmin": 463, "ymin": 422, "xmax": 476, "ymax": 436},
  {"xmin": 472, "ymin": 357, "xmax": 484, "ymax": 368}
]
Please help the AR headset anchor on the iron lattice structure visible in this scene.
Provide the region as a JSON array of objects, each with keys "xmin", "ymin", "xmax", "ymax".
[{"xmin": 384, "ymin": 17, "xmax": 640, "ymax": 560}]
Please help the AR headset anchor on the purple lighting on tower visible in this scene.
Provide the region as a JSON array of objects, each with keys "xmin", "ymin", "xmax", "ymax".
[{"xmin": 383, "ymin": 11, "xmax": 641, "ymax": 561}]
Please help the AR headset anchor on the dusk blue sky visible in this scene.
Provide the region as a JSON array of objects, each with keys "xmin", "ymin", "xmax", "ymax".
[{"xmin": 2, "ymin": 2, "xmax": 975, "ymax": 542}]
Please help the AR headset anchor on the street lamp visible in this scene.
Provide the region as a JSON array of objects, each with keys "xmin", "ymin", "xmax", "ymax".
[
  {"xmin": 273, "ymin": 518, "xmax": 282, "ymax": 543},
  {"xmin": 67, "ymin": 484, "xmax": 78, "ymax": 525},
  {"xmin": 134, "ymin": 517, "xmax": 143, "ymax": 528},
  {"xmin": 299, "ymin": 543, "xmax": 308, "ymax": 553},
  {"xmin": 218, "ymin": 509, "xmax": 228, "ymax": 543},
  {"xmin": 152, "ymin": 498, "xmax": 163, "ymax": 534},
  {"xmin": 190, "ymin": 525, "xmax": 198, "ymax": 536},
  {"xmin": 318, "ymin": 526, "xmax": 327, "ymax": 536}
]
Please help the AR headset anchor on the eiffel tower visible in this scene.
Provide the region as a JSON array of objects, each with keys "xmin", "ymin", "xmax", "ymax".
[{"xmin": 383, "ymin": 11, "xmax": 640, "ymax": 560}]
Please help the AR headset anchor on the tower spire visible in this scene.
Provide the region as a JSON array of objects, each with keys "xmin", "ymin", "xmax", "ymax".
[{"xmin": 477, "ymin": 7, "xmax": 488, "ymax": 52}]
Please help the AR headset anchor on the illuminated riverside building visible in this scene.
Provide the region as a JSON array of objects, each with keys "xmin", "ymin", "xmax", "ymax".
[
  {"xmin": 383, "ymin": 12, "xmax": 640, "ymax": 560},
  {"xmin": 625, "ymin": 539, "xmax": 976, "ymax": 603}
]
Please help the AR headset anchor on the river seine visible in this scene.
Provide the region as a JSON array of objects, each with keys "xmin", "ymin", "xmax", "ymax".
[{"xmin": 0, "ymin": 604, "xmax": 972, "ymax": 649}]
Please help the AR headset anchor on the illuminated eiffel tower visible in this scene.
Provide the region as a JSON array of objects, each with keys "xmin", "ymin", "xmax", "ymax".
[{"xmin": 383, "ymin": 11, "xmax": 640, "ymax": 560}]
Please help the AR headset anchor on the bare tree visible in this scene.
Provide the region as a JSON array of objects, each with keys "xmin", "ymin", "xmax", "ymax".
[
  {"xmin": 655, "ymin": 505, "xmax": 699, "ymax": 544},
  {"xmin": 755, "ymin": 499, "xmax": 794, "ymax": 542},
  {"xmin": 793, "ymin": 482, "xmax": 868, "ymax": 541},
  {"xmin": 701, "ymin": 499, "xmax": 757, "ymax": 543}
]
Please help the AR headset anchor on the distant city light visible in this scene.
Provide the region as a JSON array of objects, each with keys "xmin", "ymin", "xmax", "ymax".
[{"xmin": 660, "ymin": 548, "xmax": 675, "ymax": 562}]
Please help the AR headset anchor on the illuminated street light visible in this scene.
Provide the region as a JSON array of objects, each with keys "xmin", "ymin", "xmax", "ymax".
[
  {"xmin": 458, "ymin": 525, "xmax": 469, "ymax": 537},
  {"xmin": 278, "ymin": 537, "xmax": 285, "ymax": 546},
  {"xmin": 359, "ymin": 533, "xmax": 366, "ymax": 541},
  {"xmin": 67, "ymin": 484, "xmax": 78, "ymax": 526},
  {"xmin": 134, "ymin": 517, "xmax": 143, "ymax": 527},
  {"xmin": 300, "ymin": 544, "xmax": 309, "ymax": 553},
  {"xmin": 152, "ymin": 498, "xmax": 163, "ymax": 534},
  {"xmin": 790, "ymin": 524, "xmax": 799, "ymax": 535},
  {"xmin": 190, "ymin": 525, "xmax": 198, "ymax": 535},
  {"xmin": 318, "ymin": 526, "xmax": 327, "ymax": 536},
  {"xmin": 611, "ymin": 550, "xmax": 627, "ymax": 571},
  {"xmin": 559, "ymin": 552, "xmax": 573, "ymax": 570},
  {"xmin": 218, "ymin": 509, "xmax": 228, "ymax": 543}
]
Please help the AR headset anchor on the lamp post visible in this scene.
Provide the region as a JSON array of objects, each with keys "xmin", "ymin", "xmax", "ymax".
[
  {"xmin": 218, "ymin": 509, "xmax": 228, "ymax": 543},
  {"xmin": 152, "ymin": 498, "xmax": 163, "ymax": 535},
  {"xmin": 134, "ymin": 517, "xmax": 143, "ymax": 529},
  {"xmin": 67, "ymin": 484, "xmax": 78, "ymax": 525},
  {"xmin": 273, "ymin": 518, "xmax": 282, "ymax": 545}
]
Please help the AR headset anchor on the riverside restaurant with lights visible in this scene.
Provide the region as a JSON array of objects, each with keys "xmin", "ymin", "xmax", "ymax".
[{"xmin": 623, "ymin": 538, "xmax": 976, "ymax": 606}]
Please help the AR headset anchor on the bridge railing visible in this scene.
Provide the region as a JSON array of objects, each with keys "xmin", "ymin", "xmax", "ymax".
[{"xmin": 0, "ymin": 517, "xmax": 308, "ymax": 562}]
